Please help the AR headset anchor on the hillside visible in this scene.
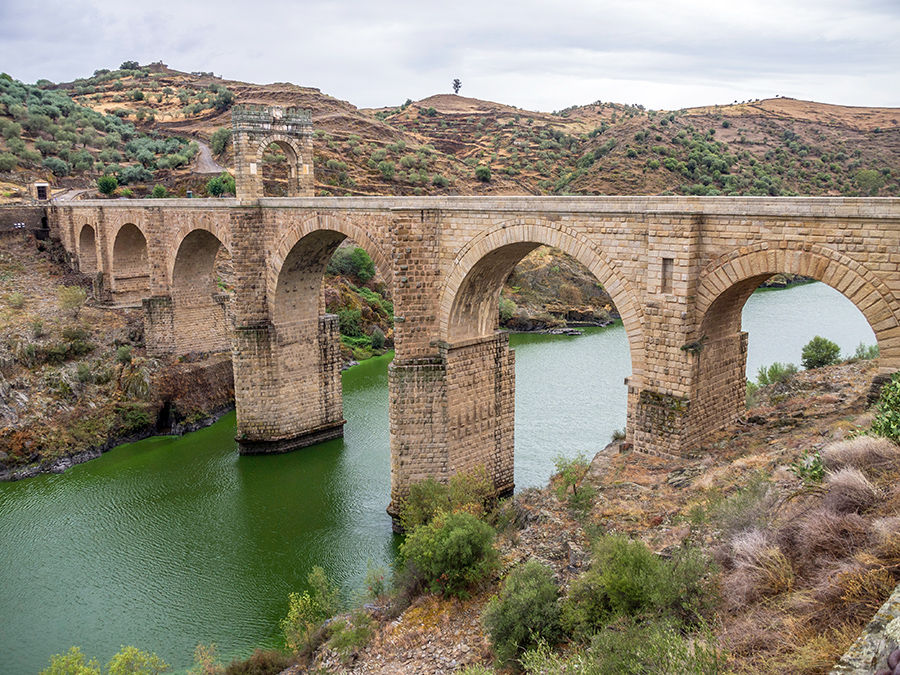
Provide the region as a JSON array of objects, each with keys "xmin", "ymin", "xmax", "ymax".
[{"xmin": 0, "ymin": 62, "xmax": 897, "ymax": 199}]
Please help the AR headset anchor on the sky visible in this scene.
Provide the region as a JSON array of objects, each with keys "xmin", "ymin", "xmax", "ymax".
[{"xmin": 1, "ymin": 0, "xmax": 898, "ymax": 112}]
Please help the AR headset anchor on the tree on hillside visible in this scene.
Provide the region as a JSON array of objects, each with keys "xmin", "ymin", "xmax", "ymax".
[
  {"xmin": 97, "ymin": 174, "xmax": 118, "ymax": 196},
  {"xmin": 452, "ymin": 78, "xmax": 462, "ymax": 95},
  {"xmin": 119, "ymin": 61, "xmax": 139, "ymax": 70}
]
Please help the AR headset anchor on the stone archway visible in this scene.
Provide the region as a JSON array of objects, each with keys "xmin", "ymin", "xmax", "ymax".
[
  {"xmin": 687, "ymin": 242, "xmax": 900, "ymax": 445},
  {"xmin": 231, "ymin": 105, "xmax": 314, "ymax": 200},
  {"xmin": 111, "ymin": 223, "xmax": 151, "ymax": 306},
  {"xmin": 171, "ymin": 229, "xmax": 232, "ymax": 354},
  {"xmin": 78, "ymin": 224, "xmax": 97, "ymax": 276}
]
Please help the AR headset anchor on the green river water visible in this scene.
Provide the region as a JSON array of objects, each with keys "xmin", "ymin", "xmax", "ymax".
[{"xmin": 0, "ymin": 282, "xmax": 876, "ymax": 673}]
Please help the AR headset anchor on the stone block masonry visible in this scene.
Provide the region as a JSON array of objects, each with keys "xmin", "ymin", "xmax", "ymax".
[{"xmin": 52, "ymin": 195, "xmax": 900, "ymax": 516}]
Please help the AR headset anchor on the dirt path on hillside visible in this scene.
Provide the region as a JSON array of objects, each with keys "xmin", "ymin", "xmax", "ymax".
[{"xmin": 194, "ymin": 140, "xmax": 227, "ymax": 174}]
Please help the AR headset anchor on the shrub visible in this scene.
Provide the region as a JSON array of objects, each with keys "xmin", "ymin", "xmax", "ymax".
[
  {"xmin": 377, "ymin": 160, "xmax": 395, "ymax": 180},
  {"xmin": 206, "ymin": 175, "xmax": 225, "ymax": 197},
  {"xmin": 223, "ymin": 648, "xmax": 292, "ymax": 675},
  {"xmin": 281, "ymin": 566, "xmax": 339, "ymax": 654},
  {"xmin": 553, "ymin": 454, "xmax": 595, "ymax": 516},
  {"xmin": 789, "ymin": 450, "xmax": 825, "ymax": 484},
  {"xmin": 821, "ymin": 436, "xmax": 900, "ymax": 471},
  {"xmin": 399, "ymin": 466, "xmax": 495, "ymax": 531},
  {"xmin": 40, "ymin": 646, "xmax": 100, "ymax": 675},
  {"xmin": 871, "ymin": 372, "xmax": 900, "ymax": 442},
  {"xmin": 116, "ymin": 344, "xmax": 133, "ymax": 364},
  {"xmin": 499, "ymin": 297, "xmax": 516, "ymax": 322},
  {"xmin": 400, "ymin": 510, "xmax": 498, "ymax": 598},
  {"xmin": 0, "ymin": 152, "xmax": 17, "ymax": 171},
  {"xmin": 58, "ymin": 285, "xmax": 87, "ymax": 318},
  {"xmin": 852, "ymin": 342, "xmax": 879, "ymax": 360},
  {"xmin": 431, "ymin": 174, "xmax": 449, "ymax": 188},
  {"xmin": 337, "ymin": 308, "xmax": 362, "ymax": 337},
  {"xmin": 327, "ymin": 247, "xmax": 375, "ymax": 282},
  {"xmin": 370, "ymin": 325, "xmax": 385, "ymax": 350},
  {"xmin": 151, "ymin": 184, "xmax": 168, "ymax": 198},
  {"xmin": 210, "ymin": 127, "xmax": 231, "ymax": 155},
  {"xmin": 561, "ymin": 535, "xmax": 716, "ymax": 641},
  {"xmin": 756, "ymin": 361, "xmax": 797, "ymax": 386},
  {"xmin": 106, "ymin": 645, "xmax": 169, "ymax": 674},
  {"xmin": 801, "ymin": 335, "xmax": 840, "ymax": 369},
  {"xmin": 822, "ymin": 467, "xmax": 880, "ymax": 513},
  {"xmin": 482, "ymin": 560, "xmax": 561, "ymax": 665},
  {"xmin": 475, "ymin": 164, "xmax": 491, "ymax": 181},
  {"xmin": 520, "ymin": 619, "xmax": 722, "ymax": 675},
  {"xmin": 326, "ymin": 609, "xmax": 375, "ymax": 663},
  {"xmin": 8, "ymin": 291, "xmax": 24, "ymax": 309},
  {"xmin": 43, "ymin": 156, "xmax": 70, "ymax": 176},
  {"xmin": 119, "ymin": 358, "xmax": 152, "ymax": 400},
  {"xmin": 97, "ymin": 174, "xmax": 118, "ymax": 195}
]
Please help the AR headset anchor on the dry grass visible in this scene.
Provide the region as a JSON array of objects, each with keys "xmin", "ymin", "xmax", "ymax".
[
  {"xmin": 821, "ymin": 436, "xmax": 900, "ymax": 472},
  {"xmin": 822, "ymin": 467, "xmax": 882, "ymax": 514}
]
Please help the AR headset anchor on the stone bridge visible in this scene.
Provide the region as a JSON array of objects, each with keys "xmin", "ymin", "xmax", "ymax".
[{"xmin": 50, "ymin": 193, "xmax": 900, "ymax": 514}]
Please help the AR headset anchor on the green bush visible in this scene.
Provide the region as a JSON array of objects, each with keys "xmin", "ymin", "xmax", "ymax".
[
  {"xmin": 206, "ymin": 175, "xmax": 225, "ymax": 197},
  {"xmin": 432, "ymin": 174, "xmax": 449, "ymax": 188},
  {"xmin": 58, "ymin": 285, "xmax": 87, "ymax": 318},
  {"xmin": 151, "ymin": 184, "xmax": 167, "ymax": 198},
  {"xmin": 400, "ymin": 510, "xmax": 498, "ymax": 598},
  {"xmin": 43, "ymin": 156, "xmax": 70, "ymax": 176},
  {"xmin": 801, "ymin": 335, "xmax": 840, "ymax": 369},
  {"xmin": 281, "ymin": 566, "xmax": 339, "ymax": 654},
  {"xmin": 553, "ymin": 454, "xmax": 595, "ymax": 516},
  {"xmin": 399, "ymin": 466, "xmax": 495, "ymax": 531},
  {"xmin": 8, "ymin": 291, "xmax": 24, "ymax": 309},
  {"xmin": 327, "ymin": 247, "xmax": 375, "ymax": 282},
  {"xmin": 0, "ymin": 152, "xmax": 17, "ymax": 171},
  {"xmin": 755, "ymin": 361, "xmax": 797, "ymax": 386},
  {"xmin": 210, "ymin": 127, "xmax": 232, "ymax": 155},
  {"xmin": 482, "ymin": 561, "xmax": 561, "ymax": 665},
  {"xmin": 475, "ymin": 164, "xmax": 491, "ymax": 181},
  {"xmin": 852, "ymin": 342, "xmax": 879, "ymax": 360},
  {"xmin": 520, "ymin": 618, "xmax": 722, "ymax": 675},
  {"xmin": 499, "ymin": 297, "xmax": 516, "ymax": 322},
  {"xmin": 97, "ymin": 174, "xmax": 118, "ymax": 195},
  {"xmin": 106, "ymin": 645, "xmax": 169, "ymax": 674},
  {"xmin": 337, "ymin": 308, "xmax": 362, "ymax": 337},
  {"xmin": 872, "ymin": 372, "xmax": 900, "ymax": 442},
  {"xmin": 326, "ymin": 609, "xmax": 375, "ymax": 662},
  {"xmin": 561, "ymin": 535, "xmax": 716, "ymax": 641},
  {"xmin": 40, "ymin": 646, "xmax": 100, "ymax": 675},
  {"xmin": 370, "ymin": 325, "xmax": 385, "ymax": 350},
  {"xmin": 115, "ymin": 403, "xmax": 151, "ymax": 434},
  {"xmin": 377, "ymin": 160, "xmax": 395, "ymax": 180},
  {"xmin": 223, "ymin": 648, "xmax": 292, "ymax": 675}
]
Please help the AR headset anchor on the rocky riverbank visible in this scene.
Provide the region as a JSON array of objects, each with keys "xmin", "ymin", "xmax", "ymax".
[{"xmin": 288, "ymin": 358, "xmax": 898, "ymax": 675}]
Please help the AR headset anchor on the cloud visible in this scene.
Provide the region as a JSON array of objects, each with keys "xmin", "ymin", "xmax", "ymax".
[{"xmin": 0, "ymin": 0, "xmax": 897, "ymax": 110}]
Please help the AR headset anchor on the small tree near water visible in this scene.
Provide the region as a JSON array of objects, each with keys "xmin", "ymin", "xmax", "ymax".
[
  {"xmin": 281, "ymin": 566, "xmax": 339, "ymax": 655},
  {"xmin": 801, "ymin": 335, "xmax": 840, "ymax": 369}
]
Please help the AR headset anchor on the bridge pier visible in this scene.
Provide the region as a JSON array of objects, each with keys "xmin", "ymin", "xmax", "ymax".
[
  {"xmin": 143, "ymin": 294, "xmax": 176, "ymax": 356},
  {"xmin": 232, "ymin": 314, "xmax": 345, "ymax": 454},
  {"xmin": 388, "ymin": 332, "xmax": 515, "ymax": 518}
]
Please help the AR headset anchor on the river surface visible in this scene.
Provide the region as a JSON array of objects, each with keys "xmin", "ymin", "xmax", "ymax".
[{"xmin": 0, "ymin": 282, "xmax": 876, "ymax": 673}]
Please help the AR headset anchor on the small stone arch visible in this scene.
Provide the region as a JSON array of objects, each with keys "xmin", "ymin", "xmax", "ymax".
[
  {"xmin": 167, "ymin": 221, "xmax": 231, "ymax": 286},
  {"xmin": 170, "ymin": 228, "xmax": 232, "ymax": 354},
  {"xmin": 111, "ymin": 223, "xmax": 151, "ymax": 306},
  {"xmin": 77, "ymin": 224, "xmax": 98, "ymax": 275},
  {"xmin": 437, "ymin": 218, "xmax": 646, "ymax": 375},
  {"xmin": 268, "ymin": 213, "xmax": 392, "ymax": 321},
  {"xmin": 695, "ymin": 242, "xmax": 900, "ymax": 371}
]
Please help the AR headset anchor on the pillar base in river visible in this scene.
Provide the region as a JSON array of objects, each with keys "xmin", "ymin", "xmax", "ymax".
[{"xmin": 237, "ymin": 420, "xmax": 345, "ymax": 455}]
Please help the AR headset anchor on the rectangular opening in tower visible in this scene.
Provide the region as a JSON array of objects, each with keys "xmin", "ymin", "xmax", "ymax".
[{"xmin": 661, "ymin": 257, "xmax": 674, "ymax": 293}]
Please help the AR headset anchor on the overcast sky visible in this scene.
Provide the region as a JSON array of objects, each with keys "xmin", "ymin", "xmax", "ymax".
[{"xmin": 1, "ymin": 0, "xmax": 898, "ymax": 112}]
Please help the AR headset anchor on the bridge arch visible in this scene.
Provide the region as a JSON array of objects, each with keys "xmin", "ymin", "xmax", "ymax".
[
  {"xmin": 170, "ymin": 228, "xmax": 232, "ymax": 354},
  {"xmin": 268, "ymin": 213, "xmax": 392, "ymax": 321},
  {"xmin": 77, "ymin": 224, "xmax": 97, "ymax": 276},
  {"xmin": 111, "ymin": 223, "xmax": 151, "ymax": 306},
  {"xmin": 257, "ymin": 134, "xmax": 305, "ymax": 197},
  {"xmin": 437, "ymin": 218, "xmax": 645, "ymax": 373},
  {"xmin": 688, "ymin": 242, "xmax": 900, "ymax": 446},
  {"xmin": 695, "ymin": 242, "xmax": 900, "ymax": 369}
]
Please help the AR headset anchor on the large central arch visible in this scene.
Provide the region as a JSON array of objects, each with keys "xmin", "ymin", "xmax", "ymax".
[
  {"xmin": 438, "ymin": 218, "xmax": 645, "ymax": 373},
  {"xmin": 688, "ymin": 241, "xmax": 900, "ymax": 444}
]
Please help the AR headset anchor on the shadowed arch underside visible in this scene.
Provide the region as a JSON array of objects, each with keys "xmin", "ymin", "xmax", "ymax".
[
  {"xmin": 171, "ymin": 229, "xmax": 232, "ymax": 354},
  {"xmin": 111, "ymin": 223, "xmax": 150, "ymax": 306},
  {"xmin": 78, "ymin": 225, "xmax": 97, "ymax": 276}
]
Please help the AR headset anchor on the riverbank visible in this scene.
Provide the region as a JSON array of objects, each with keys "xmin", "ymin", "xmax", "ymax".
[{"xmin": 295, "ymin": 358, "xmax": 898, "ymax": 674}]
